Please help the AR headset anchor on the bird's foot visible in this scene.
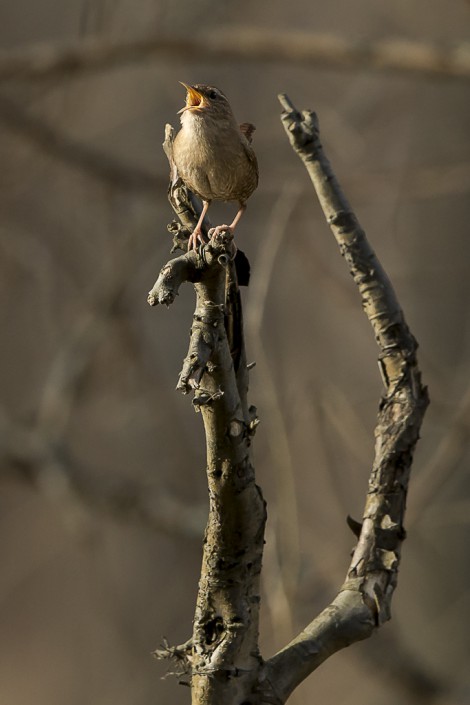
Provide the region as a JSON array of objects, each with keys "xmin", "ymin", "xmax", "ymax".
[
  {"xmin": 187, "ymin": 228, "xmax": 207, "ymax": 251},
  {"xmin": 210, "ymin": 224, "xmax": 234, "ymax": 241},
  {"xmin": 208, "ymin": 225, "xmax": 237, "ymax": 259}
]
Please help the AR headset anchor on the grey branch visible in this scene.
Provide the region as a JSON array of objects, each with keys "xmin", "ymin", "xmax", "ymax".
[
  {"xmin": 256, "ymin": 96, "xmax": 429, "ymax": 703},
  {"xmin": 0, "ymin": 29, "xmax": 469, "ymax": 83},
  {"xmin": 150, "ymin": 125, "xmax": 265, "ymax": 704}
]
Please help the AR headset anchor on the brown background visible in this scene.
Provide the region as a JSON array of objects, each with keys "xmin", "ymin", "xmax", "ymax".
[{"xmin": 1, "ymin": 2, "xmax": 469, "ymax": 704}]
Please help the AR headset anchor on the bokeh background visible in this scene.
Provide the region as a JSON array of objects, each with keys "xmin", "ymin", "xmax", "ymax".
[{"xmin": 1, "ymin": 2, "xmax": 469, "ymax": 704}]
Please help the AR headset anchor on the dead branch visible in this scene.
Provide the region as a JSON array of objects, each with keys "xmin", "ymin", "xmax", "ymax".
[
  {"xmin": 149, "ymin": 125, "xmax": 266, "ymax": 704},
  {"xmin": 0, "ymin": 29, "xmax": 469, "ymax": 83},
  {"xmin": 255, "ymin": 95, "xmax": 429, "ymax": 704},
  {"xmin": 150, "ymin": 90, "xmax": 428, "ymax": 701}
]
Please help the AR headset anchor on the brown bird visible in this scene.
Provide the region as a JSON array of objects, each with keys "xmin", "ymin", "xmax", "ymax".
[{"xmin": 172, "ymin": 83, "xmax": 258, "ymax": 250}]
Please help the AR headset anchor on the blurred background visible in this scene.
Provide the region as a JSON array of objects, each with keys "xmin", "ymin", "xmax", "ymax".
[{"xmin": 1, "ymin": 1, "xmax": 469, "ymax": 704}]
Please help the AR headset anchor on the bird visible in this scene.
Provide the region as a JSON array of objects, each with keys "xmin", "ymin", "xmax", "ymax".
[{"xmin": 172, "ymin": 83, "xmax": 258, "ymax": 251}]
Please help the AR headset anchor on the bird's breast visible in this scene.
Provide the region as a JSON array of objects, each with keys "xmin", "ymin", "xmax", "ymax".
[{"xmin": 173, "ymin": 116, "xmax": 258, "ymax": 203}]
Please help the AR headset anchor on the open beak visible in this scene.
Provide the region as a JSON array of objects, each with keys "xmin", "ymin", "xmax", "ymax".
[{"xmin": 178, "ymin": 82, "xmax": 205, "ymax": 113}]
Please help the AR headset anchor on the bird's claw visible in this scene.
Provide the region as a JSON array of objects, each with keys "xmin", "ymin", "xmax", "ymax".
[
  {"xmin": 210, "ymin": 224, "xmax": 234, "ymax": 241},
  {"xmin": 187, "ymin": 229, "xmax": 207, "ymax": 251},
  {"xmin": 208, "ymin": 225, "xmax": 237, "ymax": 259}
]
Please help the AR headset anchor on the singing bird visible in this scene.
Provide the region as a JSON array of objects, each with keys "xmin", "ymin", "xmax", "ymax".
[{"xmin": 173, "ymin": 83, "xmax": 259, "ymax": 250}]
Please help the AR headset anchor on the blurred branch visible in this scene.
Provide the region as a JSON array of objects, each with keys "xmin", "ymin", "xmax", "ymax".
[
  {"xmin": 358, "ymin": 629, "xmax": 451, "ymax": 705},
  {"xmin": 0, "ymin": 226, "xmax": 204, "ymax": 540},
  {"xmin": 0, "ymin": 409, "xmax": 205, "ymax": 538},
  {"xmin": 246, "ymin": 183, "xmax": 303, "ymax": 643},
  {"xmin": 35, "ymin": 231, "xmax": 135, "ymax": 438},
  {"xmin": 347, "ymin": 161, "xmax": 470, "ymax": 201},
  {"xmin": 408, "ymin": 383, "xmax": 470, "ymax": 527},
  {"xmin": 0, "ymin": 29, "xmax": 469, "ymax": 82},
  {"xmin": 0, "ymin": 94, "xmax": 165, "ymax": 193}
]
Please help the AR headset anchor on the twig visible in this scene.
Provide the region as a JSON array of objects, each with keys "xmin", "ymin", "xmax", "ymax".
[{"xmin": 0, "ymin": 29, "xmax": 468, "ymax": 83}]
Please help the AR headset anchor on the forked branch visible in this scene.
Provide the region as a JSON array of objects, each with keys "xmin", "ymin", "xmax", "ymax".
[{"xmin": 150, "ymin": 102, "xmax": 428, "ymax": 704}]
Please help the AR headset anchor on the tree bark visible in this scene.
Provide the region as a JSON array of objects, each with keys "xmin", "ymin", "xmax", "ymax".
[
  {"xmin": 149, "ymin": 99, "xmax": 428, "ymax": 704},
  {"xmin": 149, "ymin": 125, "xmax": 266, "ymax": 704},
  {"xmin": 257, "ymin": 96, "xmax": 429, "ymax": 703}
]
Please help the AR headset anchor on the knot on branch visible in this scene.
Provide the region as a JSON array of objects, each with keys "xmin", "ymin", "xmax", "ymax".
[
  {"xmin": 168, "ymin": 219, "xmax": 192, "ymax": 253},
  {"xmin": 328, "ymin": 209, "xmax": 357, "ymax": 234},
  {"xmin": 177, "ymin": 316, "xmax": 223, "ymax": 394},
  {"xmin": 247, "ymin": 404, "xmax": 260, "ymax": 438},
  {"xmin": 176, "ymin": 297, "xmax": 230, "ymax": 396}
]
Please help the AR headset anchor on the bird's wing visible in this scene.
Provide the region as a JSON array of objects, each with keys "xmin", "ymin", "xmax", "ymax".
[
  {"xmin": 239, "ymin": 122, "xmax": 256, "ymax": 144},
  {"xmin": 240, "ymin": 140, "xmax": 259, "ymax": 195},
  {"xmin": 163, "ymin": 124, "xmax": 179, "ymax": 185}
]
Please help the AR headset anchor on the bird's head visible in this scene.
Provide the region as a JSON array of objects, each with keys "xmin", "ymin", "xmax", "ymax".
[{"xmin": 178, "ymin": 83, "xmax": 233, "ymax": 119}]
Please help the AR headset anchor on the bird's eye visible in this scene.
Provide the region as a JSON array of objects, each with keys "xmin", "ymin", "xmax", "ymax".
[{"xmin": 209, "ymin": 90, "xmax": 218, "ymax": 99}]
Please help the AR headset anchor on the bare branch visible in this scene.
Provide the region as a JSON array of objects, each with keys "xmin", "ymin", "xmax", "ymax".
[
  {"xmin": 0, "ymin": 29, "xmax": 468, "ymax": 83},
  {"xmin": 258, "ymin": 95, "xmax": 429, "ymax": 704},
  {"xmin": 150, "ymin": 127, "xmax": 266, "ymax": 704}
]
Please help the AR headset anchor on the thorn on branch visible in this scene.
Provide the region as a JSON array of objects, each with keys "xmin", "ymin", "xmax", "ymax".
[
  {"xmin": 347, "ymin": 515, "xmax": 363, "ymax": 538},
  {"xmin": 248, "ymin": 405, "xmax": 260, "ymax": 437}
]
